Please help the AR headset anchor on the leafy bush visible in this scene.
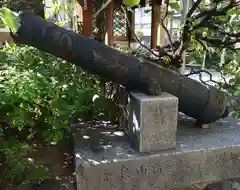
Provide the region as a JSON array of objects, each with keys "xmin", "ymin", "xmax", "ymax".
[
  {"xmin": 0, "ymin": 45, "xmax": 118, "ymax": 188},
  {"xmin": 0, "ymin": 4, "xmax": 116, "ymax": 189},
  {"xmin": 220, "ymin": 51, "xmax": 240, "ymax": 118},
  {"xmin": 0, "ymin": 45, "xmax": 115, "ymax": 143},
  {"xmin": 0, "ymin": 139, "xmax": 52, "ymax": 188}
]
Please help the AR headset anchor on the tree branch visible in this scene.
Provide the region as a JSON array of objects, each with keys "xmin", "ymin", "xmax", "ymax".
[{"xmin": 175, "ymin": 0, "xmax": 240, "ymax": 56}]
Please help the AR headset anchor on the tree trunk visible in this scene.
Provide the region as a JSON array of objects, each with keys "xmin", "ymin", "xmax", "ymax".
[{"xmin": 11, "ymin": 12, "xmax": 229, "ymax": 124}]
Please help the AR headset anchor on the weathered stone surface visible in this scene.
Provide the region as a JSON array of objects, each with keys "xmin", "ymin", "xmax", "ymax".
[
  {"xmin": 74, "ymin": 117, "xmax": 240, "ymax": 190},
  {"xmin": 127, "ymin": 92, "xmax": 178, "ymax": 153},
  {"xmin": 35, "ymin": 179, "xmax": 76, "ymax": 190}
]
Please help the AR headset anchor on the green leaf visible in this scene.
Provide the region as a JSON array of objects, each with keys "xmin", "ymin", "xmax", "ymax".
[
  {"xmin": 232, "ymin": 112, "xmax": 240, "ymax": 119},
  {"xmin": 0, "ymin": 7, "xmax": 21, "ymax": 34},
  {"xmin": 123, "ymin": 0, "xmax": 140, "ymax": 8},
  {"xmin": 20, "ymin": 102, "xmax": 24, "ymax": 108},
  {"xmin": 163, "ymin": 56, "xmax": 171, "ymax": 64},
  {"xmin": 228, "ymin": 8, "xmax": 240, "ymax": 15},
  {"xmin": 0, "ymin": 128, "xmax": 3, "ymax": 136},
  {"xmin": 92, "ymin": 94, "xmax": 99, "ymax": 102},
  {"xmin": 52, "ymin": 3, "xmax": 61, "ymax": 15},
  {"xmin": 17, "ymin": 125, "xmax": 24, "ymax": 131},
  {"xmin": 55, "ymin": 21, "xmax": 67, "ymax": 27},
  {"xmin": 0, "ymin": 84, "xmax": 6, "ymax": 89},
  {"xmin": 169, "ymin": 2, "xmax": 180, "ymax": 12}
]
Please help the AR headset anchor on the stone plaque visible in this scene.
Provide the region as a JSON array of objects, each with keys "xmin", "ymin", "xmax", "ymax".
[{"xmin": 127, "ymin": 92, "xmax": 178, "ymax": 153}]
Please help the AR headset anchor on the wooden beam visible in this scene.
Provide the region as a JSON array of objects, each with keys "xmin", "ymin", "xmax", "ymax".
[
  {"xmin": 113, "ymin": 36, "xmax": 128, "ymax": 41},
  {"xmin": 151, "ymin": 0, "xmax": 161, "ymax": 48},
  {"xmin": 149, "ymin": 0, "xmax": 162, "ymax": 6},
  {"xmin": 106, "ymin": 0, "xmax": 114, "ymax": 46},
  {"xmin": 115, "ymin": 0, "xmax": 122, "ymax": 7},
  {"xmin": 80, "ymin": 0, "xmax": 93, "ymax": 37},
  {"xmin": 151, "ymin": 0, "xmax": 167, "ymax": 48},
  {"xmin": 127, "ymin": 9, "xmax": 135, "ymax": 47}
]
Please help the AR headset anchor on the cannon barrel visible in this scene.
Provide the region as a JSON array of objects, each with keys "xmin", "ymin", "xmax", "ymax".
[{"xmin": 11, "ymin": 12, "xmax": 228, "ymax": 124}]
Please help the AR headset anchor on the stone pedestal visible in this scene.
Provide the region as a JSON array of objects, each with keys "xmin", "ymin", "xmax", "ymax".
[
  {"xmin": 74, "ymin": 117, "xmax": 240, "ymax": 190},
  {"xmin": 127, "ymin": 92, "xmax": 178, "ymax": 153}
]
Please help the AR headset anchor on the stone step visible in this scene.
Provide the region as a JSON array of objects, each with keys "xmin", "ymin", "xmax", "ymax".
[{"xmin": 74, "ymin": 117, "xmax": 240, "ymax": 190}]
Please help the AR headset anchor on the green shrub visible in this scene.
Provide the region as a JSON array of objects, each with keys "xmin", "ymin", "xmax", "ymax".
[
  {"xmin": 0, "ymin": 45, "xmax": 118, "ymax": 187},
  {"xmin": 0, "ymin": 139, "xmax": 52, "ymax": 188},
  {"xmin": 0, "ymin": 45, "xmax": 115, "ymax": 143}
]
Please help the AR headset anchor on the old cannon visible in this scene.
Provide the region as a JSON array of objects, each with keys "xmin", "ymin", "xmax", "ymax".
[{"xmin": 10, "ymin": 12, "xmax": 229, "ymax": 125}]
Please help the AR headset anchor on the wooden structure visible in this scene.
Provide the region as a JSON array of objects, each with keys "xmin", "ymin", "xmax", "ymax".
[{"xmin": 76, "ymin": 0, "xmax": 166, "ymax": 48}]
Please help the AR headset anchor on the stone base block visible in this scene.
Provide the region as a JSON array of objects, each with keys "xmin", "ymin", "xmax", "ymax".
[
  {"xmin": 74, "ymin": 117, "xmax": 240, "ymax": 190},
  {"xmin": 127, "ymin": 92, "xmax": 178, "ymax": 153}
]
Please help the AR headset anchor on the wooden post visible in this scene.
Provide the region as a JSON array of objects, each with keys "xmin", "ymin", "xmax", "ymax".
[
  {"xmin": 80, "ymin": 0, "xmax": 93, "ymax": 37},
  {"xmin": 151, "ymin": 0, "xmax": 157, "ymax": 48},
  {"xmin": 151, "ymin": 0, "xmax": 162, "ymax": 49},
  {"xmin": 127, "ymin": 9, "xmax": 135, "ymax": 47},
  {"xmin": 106, "ymin": 0, "xmax": 114, "ymax": 46}
]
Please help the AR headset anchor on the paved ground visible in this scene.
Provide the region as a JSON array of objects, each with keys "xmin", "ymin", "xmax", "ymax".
[{"xmin": 184, "ymin": 68, "xmax": 230, "ymax": 84}]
